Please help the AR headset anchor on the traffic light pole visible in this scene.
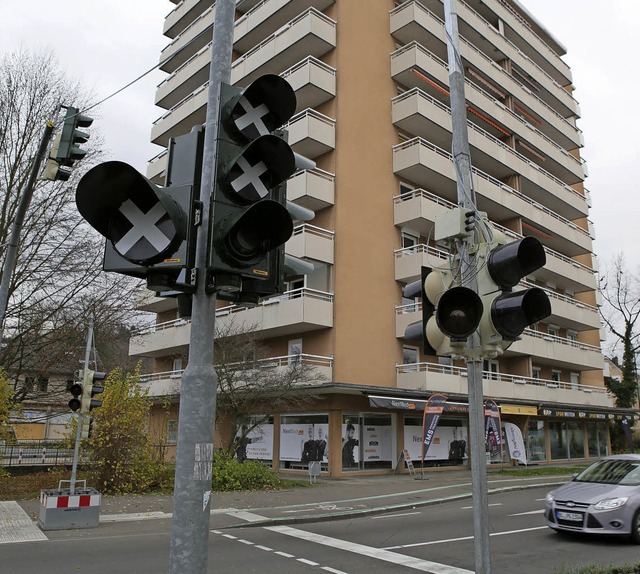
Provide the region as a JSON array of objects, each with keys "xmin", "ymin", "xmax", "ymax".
[
  {"xmin": 168, "ymin": 1, "xmax": 236, "ymax": 573},
  {"xmin": 443, "ymin": 1, "xmax": 492, "ymax": 572},
  {"xmin": 70, "ymin": 320, "xmax": 93, "ymax": 496},
  {"xmin": 0, "ymin": 121, "xmax": 55, "ymax": 344}
]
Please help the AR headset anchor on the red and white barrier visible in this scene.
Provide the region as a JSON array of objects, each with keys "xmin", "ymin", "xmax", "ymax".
[{"xmin": 40, "ymin": 491, "xmax": 101, "ymax": 509}]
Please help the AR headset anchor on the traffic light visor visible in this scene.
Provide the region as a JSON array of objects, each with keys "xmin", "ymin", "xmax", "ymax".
[
  {"xmin": 488, "ymin": 236, "xmax": 546, "ymax": 289},
  {"xmin": 436, "ymin": 286, "xmax": 483, "ymax": 339},
  {"xmin": 229, "ymin": 74, "xmax": 297, "ymax": 140},
  {"xmin": 490, "ymin": 287, "xmax": 551, "ymax": 340},
  {"xmin": 218, "ymin": 200, "xmax": 293, "ymax": 266}
]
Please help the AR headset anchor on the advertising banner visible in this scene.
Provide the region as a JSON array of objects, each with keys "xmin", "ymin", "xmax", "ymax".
[
  {"xmin": 504, "ymin": 422, "xmax": 527, "ymax": 465},
  {"xmin": 422, "ymin": 394, "xmax": 448, "ymax": 462},
  {"xmin": 235, "ymin": 423, "xmax": 274, "ymax": 461},
  {"xmin": 280, "ymin": 423, "xmax": 329, "ymax": 463},
  {"xmin": 403, "ymin": 425, "xmax": 468, "ymax": 462},
  {"xmin": 484, "ymin": 399, "xmax": 502, "ymax": 462}
]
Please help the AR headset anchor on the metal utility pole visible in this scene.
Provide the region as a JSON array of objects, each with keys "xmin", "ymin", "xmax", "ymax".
[
  {"xmin": 168, "ymin": 1, "xmax": 235, "ymax": 573},
  {"xmin": 69, "ymin": 320, "xmax": 93, "ymax": 495},
  {"xmin": 443, "ymin": 0, "xmax": 492, "ymax": 572},
  {"xmin": 0, "ymin": 122, "xmax": 55, "ymax": 344}
]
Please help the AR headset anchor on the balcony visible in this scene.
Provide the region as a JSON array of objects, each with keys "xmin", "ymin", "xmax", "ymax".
[
  {"xmin": 287, "ymin": 224, "xmax": 334, "ymax": 264},
  {"xmin": 130, "ymin": 288, "xmax": 334, "ymax": 357},
  {"xmin": 164, "ymin": 0, "xmax": 211, "ymax": 39},
  {"xmin": 391, "ymin": 89, "xmax": 585, "ymax": 206},
  {"xmin": 391, "ymin": 139, "xmax": 592, "ymax": 257},
  {"xmin": 139, "ymin": 353, "xmax": 334, "ymax": 397},
  {"xmin": 234, "ymin": 0, "xmax": 335, "ymax": 54},
  {"xmin": 390, "ymin": 42, "xmax": 582, "ymax": 154},
  {"xmin": 287, "ymin": 168, "xmax": 335, "ymax": 211},
  {"xmin": 230, "ymin": 8, "xmax": 336, "ymax": 86},
  {"xmin": 392, "ymin": 87, "xmax": 585, "ymax": 187},
  {"xmin": 396, "ymin": 362, "xmax": 613, "ymax": 408},
  {"xmin": 394, "ymin": 244, "xmax": 448, "ymax": 283},
  {"xmin": 389, "ymin": 1, "xmax": 578, "ymax": 120},
  {"xmin": 159, "ymin": 4, "xmax": 214, "ymax": 73},
  {"xmin": 133, "ymin": 287, "xmax": 179, "ymax": 314},
  {"xmin": 151, "ymin": 83, "xmax": 208, "ymax": 147},
  {"xmin": 282, "ymin": 57, "xmax": 336, "ymax": 112},
  {"xmin": 156, "ymin": 42, "xmax": 211, "ymax": 109},
  {"xmin": 510, "ymin": 330, "xmax": 604, "ymax": 371},
  {"xmin": 286, "ymin": 109, "xmax": 336, "ymax": 158}
]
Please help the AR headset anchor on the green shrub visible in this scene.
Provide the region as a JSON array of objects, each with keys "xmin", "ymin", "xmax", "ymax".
[
  {"xmin": 556, "ymin": 564, "xmax": 640, "ymax": 574},
  {"xmin": 212, "ymin": 452, "xmax": 282, "ymax": 492}
]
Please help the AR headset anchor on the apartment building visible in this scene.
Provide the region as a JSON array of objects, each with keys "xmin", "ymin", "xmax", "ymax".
[{"xmin": 130, "ymin": 0, "xmax": 635, "ymax": 476}]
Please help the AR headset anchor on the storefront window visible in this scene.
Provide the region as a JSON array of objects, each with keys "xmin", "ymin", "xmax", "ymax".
[
  {"xmin": 235, "ymin": 415, "xmax": 274, "ymax": 464},
  {"xmin": 526, "ymin": 420, "xmax": 546, "ymax": 462},
  {"xmin": 342, "ymin": 414, "xmax": 394, "ymax": 471},
  {"xmin": 567, "ymin": 421, "xmax": 585, "ymax": 459},
  {"xmin": 587, "ymin": 421, "xmax": 609, "ymax": 458},
  {"xmin": 549, "ymin": 421, "xmax": 568, "ymax": 460},
  {"xmin": 403, "ymin": 416, "xmax": 468, "ymax": 468},
  {"xmin": 279, "ymin": 414, "xmax": 328, "ymax": 471}
]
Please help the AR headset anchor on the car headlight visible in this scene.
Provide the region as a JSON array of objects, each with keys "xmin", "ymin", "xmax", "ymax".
[
  {"xmin": 594, "ymin": 497, "xmax": 628, "ymax": 510},
  {"xmin": 545, "ymin": 493, "xmax": 554, "ymax": 504}
]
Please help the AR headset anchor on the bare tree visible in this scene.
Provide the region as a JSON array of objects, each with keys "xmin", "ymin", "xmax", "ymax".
[
  {"xmin": 213, "ymin": 320, "xmax": 324, "ymax": 455},
  {"xmin": 599, "ymin": 253, "xmax": 640, "ymax": 408},
  {"xmin": 0, "ymin": 49, "xmax": 143, "ymax": 393}
]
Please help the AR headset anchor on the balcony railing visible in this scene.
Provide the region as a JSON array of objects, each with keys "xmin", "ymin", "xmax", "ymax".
[{"xmin": 396, "ymin": 361, "xmax": 609, "ymax": 396}]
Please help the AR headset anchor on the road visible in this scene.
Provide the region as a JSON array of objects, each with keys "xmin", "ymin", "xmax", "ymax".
[{"xmin": 3, "ymin": 486, "xmax": 639, "ymax": 573}]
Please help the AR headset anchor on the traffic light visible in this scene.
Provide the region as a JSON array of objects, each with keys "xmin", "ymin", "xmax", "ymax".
[
  {"xmin": 75, "ymin": 127, "xmax": 204, "ymax": 293},
  {"xmin": 80, "ymin": 370, "xmax": 106, "ymax": 414},
  {"xmin": 67, "ymin": 381, "xmax": 83, "ymax": 412},
  {"xmin": 55, "ymin": 106, "xmax": 93, "ymax": 166},
  {"xmin": 476, "ymin": 225, "xmax": 551, "ymax": 357},
  {"xmin": 80, "ymin": 417, "xmax": 94, "ymax": 440},
  {"xmin": 403, "ymin": 265, "xmax": 483, "ymax": 357},
  {"xmin": 209, "ymin": 74, "xmax": 314, "ymax": 295}
]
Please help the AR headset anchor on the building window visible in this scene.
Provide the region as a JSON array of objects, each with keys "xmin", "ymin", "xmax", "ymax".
[
  {"xmin": 288, "ymin": 339, "xmax": 302, "ymax": 364},
  {"xmin": 532, "ymin": 367, "xmax": 541, "ymax": 379},
  {"xmin": 172, "ymin": 358, "xmax": 183, "ymax": 375},
  {"xmin": 483, "ymin": 359, "xmax": 499, "ymax": 380},
  {"xmin": 570, "ymin": 372, "xmax": 580, "ymax": 388},
  {"xmin": 551, "ymin": 370, "xmax": 561, "ymax": 383},
  {"xmin": 399, "ymin": 182, "xmax": 414, "ymax": 199},
  {"xmin": 167, "ymin": 420, "xmax": 178, "ymax": 444},
  {"xmin": 401, "ymin": 231, "xmax": 419, "ymax": 251},
  {"xmin": 547, "ymin": 325, "xmax": 559, "ymax": 338},
  {"xmin": 567, "ymin": 330, "xmax": 578, "ymax": 346},
  {"xmin": 526, "ymin": 420, "xmax": 546, "ymax": 462}
]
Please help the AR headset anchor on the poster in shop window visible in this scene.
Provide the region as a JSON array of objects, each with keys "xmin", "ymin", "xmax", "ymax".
[
  {"xmin": 234, "ymin": 422, "xmax": 274, "ymax": 461},
  {"xmin": 280, "ymin": 423, "xmax": 329, "ymax": 463},
  {"xmin": 403, "ymin": 425, "xmax": 468, "ymax": 462},
  {"xmin": 362, "ymin": 425, "xmax": 393, "ymax": 462}
]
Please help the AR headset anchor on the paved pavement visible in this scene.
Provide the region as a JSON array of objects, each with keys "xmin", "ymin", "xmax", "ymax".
[{"xmin": 11, "ymin": 467, "xmax": 573, "ymax": 532}]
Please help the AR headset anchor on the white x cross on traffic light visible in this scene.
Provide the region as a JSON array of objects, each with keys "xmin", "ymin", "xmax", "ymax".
[
  {"xmin": 114, "ymin": 199, "xmax": 172, "ymax": 257},
  {"xmin": 234, "ymin": 95, "xmax": 270, "ymax": 139}
]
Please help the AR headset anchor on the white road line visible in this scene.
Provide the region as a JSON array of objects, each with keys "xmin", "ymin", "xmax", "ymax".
[
  {"xmin": 297, "ymin": 558, "xmax": 320, "ymax": 566},
  {"xmin": 460, "ymin": 503, "xmax": 502, "ymax": 510},
  {"xmin": 266, "ymin": 524, "xmax": 474, "ymax": 573},
  {"xmin": 322, "ymin": 568, "xmax": 350, "ymax": 574},
  {"xmin": 371, "ymin": 512, "xmax": 421, "ymax": 520},
  {"xmin": 384, "ymin": 526, "xmax": 549, "ymax": 550},
  {"xmin": 239, "ymin": 539, "xmax": 254, "ymax": 545},
  {"xmin": 509, "ymin": 510, "xmax": 544, "ymax": 516},
  {"xmin": 255, "ymin": 544, "xmax": 273, "ymax": 551},
  {"xmin": 275, "ymin": 550, "xmax": 295, "ymax": 558}
]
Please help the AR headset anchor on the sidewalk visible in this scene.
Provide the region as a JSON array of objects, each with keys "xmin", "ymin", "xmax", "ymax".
[{"xmin": 16, "ymin": 468, "xmax": 572, "ymax": 529}]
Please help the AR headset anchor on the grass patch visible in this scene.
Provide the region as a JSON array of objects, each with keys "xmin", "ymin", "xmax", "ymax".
[{"xmin": 490, "ymin": 464, "xmax": 588, "ymax": 477}]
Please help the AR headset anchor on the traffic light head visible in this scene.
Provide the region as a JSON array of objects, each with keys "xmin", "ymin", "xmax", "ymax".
[
  {"xmin": 79, "ymin": 370, "xmax": 106, "ymax": 414},
  {"xmin": 477, "ymin": 225, "xmax": 551, "ymax": 356},
  {"xmin": 76, "ymin": 161, "xmax": 187, "ymax": 265},
  {"xmin": 55, "ymin": 106, "xmax": 93, "ymax": 167},
  {"xmin": 67, "ymin": 382, "xmax": 83, "ymax": 412},
  {"xmin": 210, "ymin": 75, "xmax": 306, "ymax": 292},
  {"xmin": 403, "ymin": 265, "xmax": 483, "ymax": 357}
]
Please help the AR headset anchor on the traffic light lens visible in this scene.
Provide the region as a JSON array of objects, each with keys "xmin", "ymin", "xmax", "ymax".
[
  {"xmin": 488, "ymin": 236, "xmax": 546, "ymax": 289},
  {"xmin": 436, "ymin": 286, "xmax": 483, "ymax": 339},
  {"xmin": 491, "ymin": 287, "xmax": 551, "ymax": 340}
]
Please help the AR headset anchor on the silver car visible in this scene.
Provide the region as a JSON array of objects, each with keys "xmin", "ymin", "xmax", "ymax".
[{"xmin": 545, "ymin": 454, "xmax": 640, "ymax": 543}]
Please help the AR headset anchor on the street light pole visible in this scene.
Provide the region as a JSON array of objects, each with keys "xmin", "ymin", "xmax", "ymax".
[
  {"xmin": 168, "ymin": 1, "xmax": 236, "ymax": 573},
  {"xmin": 443, "ymin": 0, "xmax": 492, "ymax": 572}
]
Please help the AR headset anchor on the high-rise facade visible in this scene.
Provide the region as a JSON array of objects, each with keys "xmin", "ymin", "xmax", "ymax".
[{"xmin": 131, "ymin": 0, "xmax": 631, "ymax": 476}]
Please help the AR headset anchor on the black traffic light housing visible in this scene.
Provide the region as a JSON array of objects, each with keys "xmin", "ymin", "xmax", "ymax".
[
  {"xmin": 80, "ymin": 370, "xmax": 106, "ymax": 414},
  {"xmin": 67, "ymin": 382, "xmax": 83, "ymax": 412},
  {"xmin": 76, "ymin": 127, "xmax": 204, "ymax": 294},
  {"xmin": 209, "ymin": 75, "xmax": 301, "ymax": 295},
  {"xmin": 56, "ymin": 106, "xmax": 93, "ymax": 166},
  {"xmin": 477, "ymin": 227, "xmax": 551, "ymax": 356}
]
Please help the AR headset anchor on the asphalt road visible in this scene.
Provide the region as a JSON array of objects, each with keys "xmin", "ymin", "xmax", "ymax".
[{"xmin": 4, "ymin": 486, "xmax": 640, "ymax": 573}]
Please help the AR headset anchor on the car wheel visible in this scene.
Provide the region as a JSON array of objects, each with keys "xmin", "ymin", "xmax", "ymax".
[{"xmin": 630, "ymin": 510, "xmax": 640, "ymax": 544}]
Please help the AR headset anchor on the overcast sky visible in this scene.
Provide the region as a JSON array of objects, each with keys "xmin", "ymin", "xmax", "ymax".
[{"xmin": 1, "ymin": 0, "xmax": 637, "ymax": 273}]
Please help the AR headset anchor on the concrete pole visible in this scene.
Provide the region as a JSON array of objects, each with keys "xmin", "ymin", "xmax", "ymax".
[
  {"xmin": 443, "ymin": 0, "xmax": 492, "ymax": 572},
  {"xmin": 168, "ymin": 1, "xmax": 235, "ymax": 573}
]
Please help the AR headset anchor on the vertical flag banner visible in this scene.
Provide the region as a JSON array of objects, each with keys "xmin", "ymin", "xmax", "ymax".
[
  {"xmin": 504, "ymin": 422, "xmax": 527, "ymax": 465},
  {"xmin": 422, "ymin": 394, "xmax": 448, "ymax": 463},
  {"xmin": 484, "ymin": 398, "xmax": 502, "ymax": 461}
]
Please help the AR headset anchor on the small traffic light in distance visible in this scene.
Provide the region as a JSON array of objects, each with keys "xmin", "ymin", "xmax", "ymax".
[
  {"xmin": 42, "ymin": 132, "xmax": 73, "ymax": 182},
  {"xmin": 403, "ymin": 265, "xmax": 483, "ymax": 357},
  {"xmin": 210, "ymin": 74, "xmax": 301, "ymax": 290},
  {"xmin": 67, "ymin": 376, "xmax": 84, "ymax": 412},
  {"xmin": 476, "ymin": 223, "xmax": 551, "ymax": 357},
  {"xmin": 80, "ymin": 370, "xmax": 106, "ymax": 414},
  {"xmin": 55, "ymin": 106, "xmax": 93, "ymax": 166},
  {"xmin": 80, "ymin": 417, "xmax": 94, "ymax": 440}
]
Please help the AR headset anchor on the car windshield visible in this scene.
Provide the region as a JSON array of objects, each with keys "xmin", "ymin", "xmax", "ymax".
[{"xmin": 575, "ymin": 459, "xmax": 640, "ymax": 486}]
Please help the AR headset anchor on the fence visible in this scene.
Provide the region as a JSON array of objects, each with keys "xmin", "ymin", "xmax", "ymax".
[{"xmin": 1, "ymin": 441, "xmax": 78, "ymax": 468}]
